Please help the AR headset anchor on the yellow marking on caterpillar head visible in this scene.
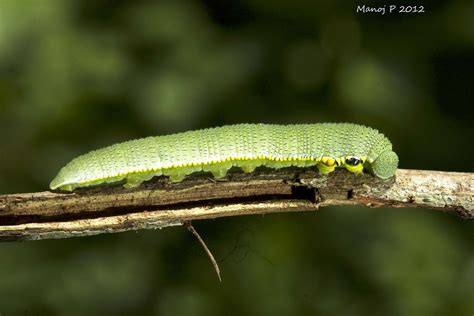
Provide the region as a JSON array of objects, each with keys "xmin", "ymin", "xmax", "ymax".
[
  {"xmin": 317, "ymin": 163, "xmax": 336, "ymax": 174},
  {"xmin": 321, "ymin": 157, "xmax": 336, "ymax": 167},
  {"xmin": 317, "ymin": 157, "xmax": 337, "ymax": 174}
]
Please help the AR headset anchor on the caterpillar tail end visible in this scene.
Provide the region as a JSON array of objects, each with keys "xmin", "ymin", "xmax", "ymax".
[
  {"xmin": 50, "ymin": 177, "xmax": 75, "ymax": 191},
  {"xmin": 49, "ymin": 179, "xmax": 60, "ymax": 191},
  {"xmin": 49, "ymin": 172, "xmax": 69, "ymax": 191}
]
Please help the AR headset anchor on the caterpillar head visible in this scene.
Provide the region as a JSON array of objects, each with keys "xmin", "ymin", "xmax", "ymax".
[{"xmin": 371, "ymin": 150, "xmax": 398, "ymax": 179}]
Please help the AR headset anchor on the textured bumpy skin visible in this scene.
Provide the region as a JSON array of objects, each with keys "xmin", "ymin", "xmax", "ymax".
[{"xmin": 50, "ymin": 123, "xmax": 398, "ymax": 191}]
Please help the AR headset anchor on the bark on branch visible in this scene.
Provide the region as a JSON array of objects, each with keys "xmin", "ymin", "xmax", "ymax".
[{"xmin": 0, "ymin": 168, "xmax": 472, "ymax": 241}]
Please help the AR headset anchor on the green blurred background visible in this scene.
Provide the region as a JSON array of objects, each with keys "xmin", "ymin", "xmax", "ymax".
[{"xmin": 0, "ymin": 0, "xmax": 472, "ymax": 315}]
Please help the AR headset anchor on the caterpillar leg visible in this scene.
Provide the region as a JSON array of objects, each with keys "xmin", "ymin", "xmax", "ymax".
[
  {"xmin": 124, "ymin": 170, "xmax": 162, "ymax": 188},
  {"xmin": 163, "ymin": 165, "xmax": 201, "ymax": 183},
  {"xmin": 343, "ymin": 156, "xmax": 365, "ymax": 175},
  {"xmin": 124, "ymin": 174, "xmax": 145, "ymax": 188},
  {"xmin": 211, "ymin": 169, "xmax": 228, "ymax": 179},
  {"xmin": 163, "ymin": 169, "xmax": 187, "ymax": 183},
  {"xmin": 168, "ymin": 173, "xmax": 186, "ymax": 182},
  {"xmin": 203, "ymin": 161, "xmax": 232, "ymax": 179},
  {"xmin": 317, "ymin": 157, "xmax": 337, "ymax": 175},
  {"xmin": 238, "ymin": 160, "xmax": 261, "ymax": 173}
]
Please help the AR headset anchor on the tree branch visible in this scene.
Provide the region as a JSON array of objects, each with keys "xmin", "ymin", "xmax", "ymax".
[{"xmin": 0, "ymin": 168, "xmax": 472, "ymax": 241}]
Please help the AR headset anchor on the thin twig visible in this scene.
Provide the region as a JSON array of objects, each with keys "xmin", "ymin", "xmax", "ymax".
[{"xmin": 185, "ymin": 221, "xmax": 222, "ymax": 282}]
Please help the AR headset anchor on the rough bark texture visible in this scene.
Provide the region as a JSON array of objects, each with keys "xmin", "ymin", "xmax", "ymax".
[{"xmin": 0, "ymin": 168, "xmax": 472, "ymax": 241}]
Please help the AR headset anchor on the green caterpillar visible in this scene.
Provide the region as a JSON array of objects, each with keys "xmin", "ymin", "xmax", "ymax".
[{"xmin": 50, "ymin": 123, "xmax": 398, "ymax": 191}]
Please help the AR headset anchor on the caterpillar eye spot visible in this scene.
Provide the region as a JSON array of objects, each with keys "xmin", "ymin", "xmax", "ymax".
[{"xmin": 345, "ymin": 157, "xmax": 361, "ymax": 166}]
